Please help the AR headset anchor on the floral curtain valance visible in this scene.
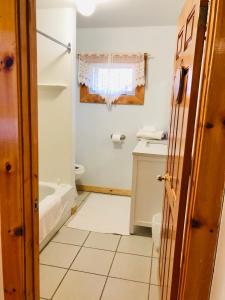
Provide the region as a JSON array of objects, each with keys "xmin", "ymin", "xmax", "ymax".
[{"xmin": 78, "ymin": 53, "xmax": 146, "ymax": 87}]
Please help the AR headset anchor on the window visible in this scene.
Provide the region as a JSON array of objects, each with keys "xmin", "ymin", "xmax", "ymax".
[
  {"xmin": 78, "ymin": 53, "xmax": 147, "ymax": 106},
  {"xmin": 90, "ymin": 64, "xmax": 135, "ymax": 96}
]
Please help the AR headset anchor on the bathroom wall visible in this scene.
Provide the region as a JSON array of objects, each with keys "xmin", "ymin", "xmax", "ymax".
[
  {"xmin": 37, "ymin": 8, "xmax": 76, "ymax": 185},
  {"xmin": 76, "ymin": 26, "xmax": 176, "ymax": 189},
  {"xmin": 210, "ymin": 194, "xmax": 225, "ymax": 300}
]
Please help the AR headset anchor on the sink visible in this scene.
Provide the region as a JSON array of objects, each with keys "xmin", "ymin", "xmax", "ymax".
[{"xmin": 133, "ymin": 140, "xmax": 168, "ymax": 156}]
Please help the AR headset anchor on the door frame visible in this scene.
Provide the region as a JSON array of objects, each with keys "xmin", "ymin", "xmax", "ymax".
[
  {"xmin": 0, "ymin": 1, "xmax": 39, "ymax": 299},
  {"xmin": 178, "ymin": 0, "xmax": 225, "ymax": 298}
]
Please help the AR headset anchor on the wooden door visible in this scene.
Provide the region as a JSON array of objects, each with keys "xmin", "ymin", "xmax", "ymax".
[
  {"xmin": 159, "ymin": 1, "xmax": 208, "ymax": 299},
  {"xmin": 178, "ymin": 0, "xmax": 225, "ymax": 297},
  {"xmin": 0, "ymin": 1, "xmax": 39, "ymax": 299}
]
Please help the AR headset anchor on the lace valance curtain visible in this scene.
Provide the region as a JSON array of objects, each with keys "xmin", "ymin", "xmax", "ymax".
[{"xmin": 78, "ymin": 53, "xmax": 146, "ymax": 106}]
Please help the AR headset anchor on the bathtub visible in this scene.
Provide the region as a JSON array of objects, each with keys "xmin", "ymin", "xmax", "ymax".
[{"xmin": 39, "ymin": 181, "xmax": 76, "ymax": 250}]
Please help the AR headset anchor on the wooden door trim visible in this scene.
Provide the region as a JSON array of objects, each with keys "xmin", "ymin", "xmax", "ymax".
[
  {"xmin": 0, "ymin": 1, "xmax": 39, "ymax": 299},
  {"xmin": 19, "ymin": 1, "xmax": 39, "ymax": 299},
  {"xmin": 178, "ymin": 0, "xmax": 225, "ymax": 298}
]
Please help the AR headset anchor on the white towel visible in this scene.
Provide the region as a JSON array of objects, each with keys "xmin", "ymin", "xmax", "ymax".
[{"xmin": 136, "ymin": 130, "xmax": 165, "ymax": 140}]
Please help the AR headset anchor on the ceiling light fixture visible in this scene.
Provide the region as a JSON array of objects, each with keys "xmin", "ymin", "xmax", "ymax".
[
  {"xmin": 76, "ymin": 0, "xmax": 97, "ymax": 17},
  {"xmin": 76, "ymin": 1, "xmax": 96, "ymax": 16},
  {"xmin": 75, "ymin": 0, "xmax": 111, "ymax": 17}
]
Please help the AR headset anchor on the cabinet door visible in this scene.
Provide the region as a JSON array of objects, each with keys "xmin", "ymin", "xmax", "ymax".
[{"xmin": 133, "ymin": 156, "xmax": 166, "ymax": 228}]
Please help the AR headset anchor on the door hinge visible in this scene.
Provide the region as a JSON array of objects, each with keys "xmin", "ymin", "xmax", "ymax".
[{"xmin": 199, "ymin": 6, "xmax": 208, "ymax": 27}]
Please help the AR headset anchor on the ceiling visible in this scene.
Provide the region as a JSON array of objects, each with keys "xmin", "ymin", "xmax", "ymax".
[
  {"xmin": 37, "ymin": 0, "xmax": 185, "ymax": 28},
  {"xmin": 37, "ymin": 0, "xmax": 76, "ymax": 8}
]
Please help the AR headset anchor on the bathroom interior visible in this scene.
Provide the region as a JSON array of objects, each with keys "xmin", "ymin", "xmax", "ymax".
[{"xmin": 37, "ymin": 0, "xmax": 184, "ymax": 299}]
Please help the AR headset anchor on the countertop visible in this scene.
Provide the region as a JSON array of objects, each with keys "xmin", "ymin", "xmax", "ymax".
[{"xmin": 133, "ymin": 140, "xmax": 168, "ymax": 156}]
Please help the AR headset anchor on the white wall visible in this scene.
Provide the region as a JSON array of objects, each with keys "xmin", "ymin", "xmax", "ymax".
[
  {"xmin": 37, "ymin": 8, "xmax": 76, "ymax": 185},
  {"xmin": 210, "ymin": 194, "xmax": 225, "ymax": 300},
  {"xmin": 76, "ymin": 27, "xmax": 176, "ymax": 189}
]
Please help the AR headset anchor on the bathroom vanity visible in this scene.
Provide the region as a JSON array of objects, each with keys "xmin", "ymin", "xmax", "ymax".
[{"xmin": 130, "ymin": 140, "xmax": 168, "ymax": 233}]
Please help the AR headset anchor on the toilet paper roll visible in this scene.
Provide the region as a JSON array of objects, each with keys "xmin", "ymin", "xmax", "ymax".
[{"xmin": 111, "ymin": 134, "xmax": 122, "ymax": 143}]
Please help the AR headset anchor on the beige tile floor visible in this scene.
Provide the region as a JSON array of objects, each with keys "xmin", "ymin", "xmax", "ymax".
[{"xmin": 40, "ymin": 225, "xmax": 161, "ymax": 300}]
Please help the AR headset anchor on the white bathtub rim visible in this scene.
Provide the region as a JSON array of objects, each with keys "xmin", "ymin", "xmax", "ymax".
[
  {"xmin": 39, "ymin": 181, "xmax": 76, "ymax": 247},
  {"xmin": 39, "ymin": 181, "xmax": 73, "ymax": 195}
]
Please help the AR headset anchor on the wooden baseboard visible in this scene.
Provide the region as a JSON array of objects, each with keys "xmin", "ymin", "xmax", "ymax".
[{"xmin": 77, "ymin": 184, "xmax": 132, "ymax": 197}]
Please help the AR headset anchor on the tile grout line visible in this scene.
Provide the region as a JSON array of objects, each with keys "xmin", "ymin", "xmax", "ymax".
[
  {"xmin": 48, "ymin": 240, "xmax": 154, "ymax": 258},
  {"xmin": 40, "ymin": 263, "xmax": 68, "ymax": 270},
  {"xmin": 41, "ymin": 236, "xmax": 155, "ymax": 299},
  {"xmin": 40, "ymin": 192, "xmax": 155, "ymax": 299},
  {"xmin": 85, "ymin": 247, "xmax": 153, "ymax": 258},
  {"xmin": 107, "ymin": 275, "xmax": 150, "ymax": 285},
  {"xmin": 40, "ymin": 222, "xmax": 89, "ymax": 253},
  {"xmin": 99, "ymin": 235, "xmax": 122, "ymax": 300},
  {"xmin": 41, "ymin": 231, "xmax": 156, "ymax": 298},
  {"xmin": 50, "ymin": 240, "xmax": 89, "ymax": 247},
  {"xmin": 50, "ymin": 231, "xmax": 91, "ymax": 300},
  {"xmin": 40, "ymin": 265, "xmax": 153, "ymax": 285}
]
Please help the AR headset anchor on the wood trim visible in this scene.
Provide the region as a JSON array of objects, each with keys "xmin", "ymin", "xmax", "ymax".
[
  {"xmin": 80, "ymin": 85, "xmax": 145, "ymax": 105},
  {"xmin": 77, "ymin": 185, "xmax": 132, "ymax": 197},
  {"xmin": 0, "ymin": 1, "xmax": 38, "ymax": 299},
  {"xmin": 184, "ymin": 7, "xmax": 196, "ymax": 50},
  {"xmin": 176, "ymin": 27, "xmax": 184, "ymax": 59},
  {"xmin": 22, "ymin": 1, "xmax": 39, "ymax": 299},
  {"xmin": 178, "ymin": 0, "xmax": 225, "ymax": 298}
]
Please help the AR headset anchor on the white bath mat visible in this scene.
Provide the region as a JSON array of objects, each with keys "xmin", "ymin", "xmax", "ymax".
[{"xmin": 67, "ymin": 193, "xmax": 131, "ymax": 235}]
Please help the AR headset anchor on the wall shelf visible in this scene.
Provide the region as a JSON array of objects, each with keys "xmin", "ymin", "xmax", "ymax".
[{"xmin": 38, "ymin": 83, "xmax": 68, "ymax": 89}]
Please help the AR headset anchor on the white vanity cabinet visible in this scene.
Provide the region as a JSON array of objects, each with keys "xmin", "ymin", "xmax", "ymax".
[{"xmin": 130, "ymin": 140, "xmax": 167, "ymax": 233}]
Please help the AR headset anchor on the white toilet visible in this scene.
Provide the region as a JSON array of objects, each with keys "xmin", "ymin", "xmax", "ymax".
[{"xmin": 74, "ymin": 163, "xmax": 85, "ymax": 181}]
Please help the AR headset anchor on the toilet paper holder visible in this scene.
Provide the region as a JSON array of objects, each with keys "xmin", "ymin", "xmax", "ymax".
[{"xmin": 110, "ymin": 134, "xmax": 126, "ymax": 141}]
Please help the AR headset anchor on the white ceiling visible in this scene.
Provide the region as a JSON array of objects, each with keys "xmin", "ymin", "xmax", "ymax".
[
  {"xmin": 37, "ymin": 0, "xmax": 185, "ymax": 28},
  {"xmin": 77, "ymin": 0, "xmax": 184, "ymax": 28},
  {"xmin": 37, "ymin": 0, "xmax": 76, "ymax": 8}
]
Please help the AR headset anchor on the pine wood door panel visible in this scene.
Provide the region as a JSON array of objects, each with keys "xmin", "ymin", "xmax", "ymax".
[
  {"xmin": 0, "ymin": 1, "xmax": 25, "ymax": 298},
  {"xmin": 159, "ymin": 1, "xmax": 208, "ymax": 299},
  {"xmin": 178, "ymin": 0, "xmax": 225, "ymax": 298}
]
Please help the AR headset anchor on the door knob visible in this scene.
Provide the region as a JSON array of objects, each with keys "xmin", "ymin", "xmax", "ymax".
[{"xmin": 157, "ymin": 175, "xmax": 166, "ymax": 181}]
